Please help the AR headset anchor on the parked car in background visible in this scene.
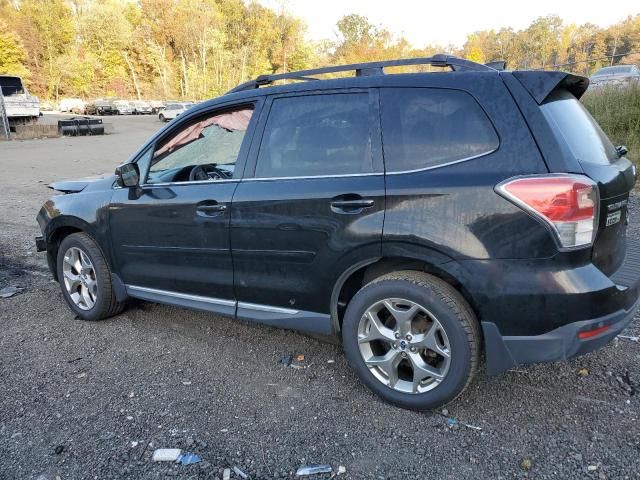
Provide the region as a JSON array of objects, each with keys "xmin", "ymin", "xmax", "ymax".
[
  {"xmin": 86, "ymin": 99, "xmax": 116, "ymax": 116},
  {"xmin": 35, "ymin": 55, "xmax": 639, "ymax": 410},
  {"xmin": 0, "ymin": 75, "xmax": 40, "ymax": 126},
  {"xmin": 40, "ymin": 101, "xmax": 55, "ymax": 112},
  {"xmin": 131, "ymin": 100, "xmax": 153, "ymax": 115},
  {"xmin": 59, "ymin": 98, "xmax": 86, "ymax": 114},
  {"xmin": 589, "ymin": 64, "xmax": 640, "ymax": 89},
  {"xmin": 158, "ymin": 102, "xmax": 192, "ymax": 122},
  {"xmin": 113, "ymin": 100, "xmax": 133, "ymax": 115},
  {"xmin": 149, "ymin": 100, "xmax": 165, "ymax": 114}
]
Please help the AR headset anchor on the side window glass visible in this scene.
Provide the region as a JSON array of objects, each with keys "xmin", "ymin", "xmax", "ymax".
[
  {"xmin": 255, "ymin": 93, "xmax": 372, "ymax": 178},
  {"xmin": 146, "ymin": 107, "xmax": 254, "ymax": 184},
  {"xmin": 380, "ymin": 88, "xmax": 498, "ymax": 172}
]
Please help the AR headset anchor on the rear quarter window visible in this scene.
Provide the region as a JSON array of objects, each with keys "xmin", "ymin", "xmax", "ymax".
[
  {"xmin": 541, "ymin": 90, "xmax": 618, "ymax": 166},
  {"xmin": 380, "ymin": 88, "xmax": 499, "ymax": 172}
]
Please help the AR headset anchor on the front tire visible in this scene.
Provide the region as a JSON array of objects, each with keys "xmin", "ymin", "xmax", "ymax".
[
  {"xmin": 342, "ymin": 271, "xmax": 481, "ymax": 410},
  {"xmin": 159, "ymin": 113, "xmax": 165, "ymax": 122},
  {"xmin": 56, "ymin": 233, "xmax": 125, "ymax": 321}
]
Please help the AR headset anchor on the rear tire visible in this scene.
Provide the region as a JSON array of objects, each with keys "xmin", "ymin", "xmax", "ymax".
[
  {"xmin": 159, "ymin": 113, "xmax": 165, "ymax": 122},
  {"xmin": 56, "ymin": 232, "xmax": 125, "ymax": 321},
  {"xmin": 341, "ymin": 271, "xmax": 481, "ymax": 410}
]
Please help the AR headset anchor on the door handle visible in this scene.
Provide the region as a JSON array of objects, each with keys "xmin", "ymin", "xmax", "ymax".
[
  {"xmin": 330, "ymin": 196, "xmax": 375, "ymax": 214},
  {"xmin": 331, "ymin": 199, "xmax": 375, "ymax": 209},
  {"xmin": 196, "ymin": 201, "xmax": 226, "ymax": 217}
]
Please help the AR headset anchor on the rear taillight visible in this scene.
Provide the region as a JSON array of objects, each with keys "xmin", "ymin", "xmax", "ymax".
[{"xmin": 496, "ymin": 175, "xmax": 599, "ymax": 248}]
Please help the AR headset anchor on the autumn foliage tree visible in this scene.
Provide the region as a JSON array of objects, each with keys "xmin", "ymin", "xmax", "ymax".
[{"xmin": 0, "ymin": 1, "xmax": 638, "ymax": 101}]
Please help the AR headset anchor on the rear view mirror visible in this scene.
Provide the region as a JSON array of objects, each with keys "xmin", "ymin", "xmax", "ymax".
[{"xmin": 115, "ymin": 163, "xmax": 140, "ymax": 188}]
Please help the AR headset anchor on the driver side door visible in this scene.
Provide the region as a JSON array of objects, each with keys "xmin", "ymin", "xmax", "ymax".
[{"xmin": 108, "ymin": 101, "xmax": 260, "ymax": 312}]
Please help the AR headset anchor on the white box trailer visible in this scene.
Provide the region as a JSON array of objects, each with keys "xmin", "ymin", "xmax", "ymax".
[{"xmin": 0, "ymin": 75, "xmax": 40, "ymax": 126}]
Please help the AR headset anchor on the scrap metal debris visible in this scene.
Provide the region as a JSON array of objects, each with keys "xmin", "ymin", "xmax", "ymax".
[
  {"xmin": 151, "ymin": 448, "xmax": 201, "ymax": 465},
  {"xmin": 279, "ymin": 354, "xmax": 293, "ymax": 366},
  {"xmin": 296, "ymin": 464, "xmax": 333, "ymax": 476},
  {"xmin": 446, "ymin": 417, "xmax": 482, "ymax": 431},
  {"xmin": 0, "ymin": 286, "xmax": 22, "ymax": 298},
  {"xmin": 152, "ymin": 448, "xmax": 182, "ymax": 462},
  {"xmin": 177, "ymin": 453, "xmax": 201, "ymax": 465},
  {"xmin": 233, "ymin": 466, "xmax": 248, "ymax": 479},
  {"xmin": 615, "ymin": 371, "xmax": 636, "ymax": 396},
  {"xmin": 618, "ymin": 335, "xmax": 639, "ymax": 342}
]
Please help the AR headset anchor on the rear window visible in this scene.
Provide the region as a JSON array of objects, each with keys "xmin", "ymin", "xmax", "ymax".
[
  {"xmin": 541, "ymin": 90, "xmax": 618, "ymax": 165},
  {"xmin": 380, "ymin": 88, "xmax": 499, "ymax": 172}
]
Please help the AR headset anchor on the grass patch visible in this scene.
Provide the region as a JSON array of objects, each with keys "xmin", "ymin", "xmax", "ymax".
[{"xmin": 582, "ymin": 84, "xmax": 640, "ymax": 166}]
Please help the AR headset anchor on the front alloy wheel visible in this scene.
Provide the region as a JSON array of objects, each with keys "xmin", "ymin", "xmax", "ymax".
[
  {"xmin": 62, "ymin": 246, "xmax": 98, "ymax": 310},
  {"xmin": 56, "ymin": 232, "xmax": 125, "ymax": 321}
]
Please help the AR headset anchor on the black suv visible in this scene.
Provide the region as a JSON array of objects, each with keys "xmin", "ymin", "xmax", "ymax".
[{"xmin": 36, "ymin": 55, "xmax": 639, "ymax": 410}]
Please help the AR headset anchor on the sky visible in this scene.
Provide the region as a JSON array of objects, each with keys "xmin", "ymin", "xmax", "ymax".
[{"xmin": 258, "ymin": 0, "xmax": 639, "ymax": 47}]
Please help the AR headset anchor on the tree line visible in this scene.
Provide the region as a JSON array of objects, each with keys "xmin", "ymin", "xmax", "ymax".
[{"xmin": 0, "ymin": 0, "xmax": 639, "ymax": 101}]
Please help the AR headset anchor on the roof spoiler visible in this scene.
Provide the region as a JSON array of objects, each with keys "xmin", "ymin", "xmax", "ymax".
[{"xmin": 511, "ymin": 71, "xmax": 590, "ymax": 104}]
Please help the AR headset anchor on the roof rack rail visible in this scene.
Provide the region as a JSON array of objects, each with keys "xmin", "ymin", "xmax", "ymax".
[{"xmin": 227, "ymin": 54, "xmax": 496, "ymax": 94}]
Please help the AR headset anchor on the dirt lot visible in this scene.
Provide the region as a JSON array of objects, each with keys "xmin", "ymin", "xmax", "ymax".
[{"xmin": 1, "ymin": 114, "xmax": 639, "ymax": 480}]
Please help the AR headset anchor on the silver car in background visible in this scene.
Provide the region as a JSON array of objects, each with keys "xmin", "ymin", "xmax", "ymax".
[
  {"xmin": 589, "ymin": 64, "xmax": 640, "ymax": 89},
  {"xmin": 131, "ymin": 100, "xmax": 153, "ymax": 115},
  {"xmin": 158, "ymin": 102, "xmax": 193, "ymax": 122},
  {"xmin": 113, "ymin": 100, "xmax": 133, "ymax": 115}
]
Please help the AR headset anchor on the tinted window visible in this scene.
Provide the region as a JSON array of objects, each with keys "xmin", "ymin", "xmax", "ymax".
[
  {"xmin": 146, "ymin": 107, "xmax": 253, "ymax": 183},
  {"xmin": 542, "ymin": 90, "xmax": 618, "ymax": 165},
  {"xmin": 255, "ymin": 93, "xmax": 372, "ymax": 178},
  {"xmin": 380, "ymin": 88, "xmax": 499, "ymax": 172}
]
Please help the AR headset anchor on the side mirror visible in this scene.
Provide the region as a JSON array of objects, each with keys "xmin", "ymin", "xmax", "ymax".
[
  {"xmin": 616, "ymin": 145, "xmax": 628, "ymax": 158},
  {"xmin": 115, "ymin": 163, "xmax": 140, "ymax": 188}
]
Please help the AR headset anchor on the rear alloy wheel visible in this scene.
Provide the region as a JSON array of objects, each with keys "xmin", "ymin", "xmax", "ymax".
[
  {"xmin": 342, "ymin": 271, "xmax": 481, "ymax": 410},
  {"xmin": 358, "ymin": 298, "xmax": 451, "ymax": 394}
]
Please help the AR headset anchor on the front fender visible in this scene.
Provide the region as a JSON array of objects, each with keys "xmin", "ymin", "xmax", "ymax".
[{"xmin": 36, "ymin": 189, "xmax": 114, "ymax": 268}]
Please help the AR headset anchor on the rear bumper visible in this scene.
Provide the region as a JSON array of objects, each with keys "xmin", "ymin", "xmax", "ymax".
[
  {"xmin": 482, "ymin": 294, "xmax": 640, "ymax": 375},
  {"xmin": 466, "ymin": 239, "xmax": 640, "ymax": 375}
]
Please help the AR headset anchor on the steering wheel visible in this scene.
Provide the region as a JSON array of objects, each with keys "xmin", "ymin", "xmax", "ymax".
[{"xmin": 189, "ymin": 164, "xmax": 229, "ymax": 181}]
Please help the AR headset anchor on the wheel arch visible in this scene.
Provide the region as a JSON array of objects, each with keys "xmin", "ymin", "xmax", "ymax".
[
  {"xmin": 330, "ymin": 252, "xmax": 479, "ymax": 333},
  {"xmin": 45, "ymin": 217, "xmax": 94, "ymax": 281}
]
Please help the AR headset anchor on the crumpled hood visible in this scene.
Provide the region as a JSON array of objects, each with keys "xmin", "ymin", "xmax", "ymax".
[{"xmin": 49, "ymin": 174, "xmax": 116, "ymax": 193}]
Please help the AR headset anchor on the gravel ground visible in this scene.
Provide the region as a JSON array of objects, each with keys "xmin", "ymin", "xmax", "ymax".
[{"xmin": 1, "ymin": 115, "xmax": 639, "ymax": 480}]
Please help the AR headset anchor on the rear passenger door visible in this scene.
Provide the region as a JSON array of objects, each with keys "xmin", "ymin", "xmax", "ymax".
[{"xmin": 231, "ymin": 90, "xmax": 385, "ymax": 319}]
